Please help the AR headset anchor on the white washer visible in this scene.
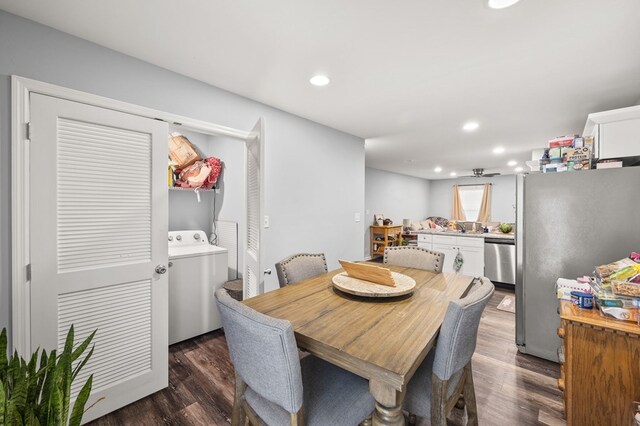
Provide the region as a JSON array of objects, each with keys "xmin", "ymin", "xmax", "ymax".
[{"xmin": 168, "ymin": 230, "xmax": 228, "ymax": 345}]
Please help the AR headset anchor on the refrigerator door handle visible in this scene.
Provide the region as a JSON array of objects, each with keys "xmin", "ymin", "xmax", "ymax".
[{"xmin": 515, "ymin": 173, "xmax": 526, "ymax": 349}]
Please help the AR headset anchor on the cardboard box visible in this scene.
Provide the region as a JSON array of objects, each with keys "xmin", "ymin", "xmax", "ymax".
[
  {"xmin": 548, "ymin": 135, "xmax": 576, "ymax": 148},
  {"xmin": 567, "ymin": 147, "xmax": 591, "ymax": 162},
  {"xmin": 567, "ymin": 159, "xmax": 591, "ymax": 171},
  {"xmin": 169, "ymin": 133, "xmax": 201, "ymax": 168}
]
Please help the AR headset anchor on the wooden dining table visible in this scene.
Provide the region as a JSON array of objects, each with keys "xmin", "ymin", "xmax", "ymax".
[{"xmin": 243, "ymin": 262, "xmax": 476, "ymax": 426}]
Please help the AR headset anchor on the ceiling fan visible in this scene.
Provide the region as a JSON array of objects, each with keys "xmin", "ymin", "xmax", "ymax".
[{"xmin": 460, "ymin": 168, "xmax": 501, "ymax": 178}]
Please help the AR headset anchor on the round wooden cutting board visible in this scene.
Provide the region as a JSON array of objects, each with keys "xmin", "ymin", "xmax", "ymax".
[{"xmin": 332, "ymin": 272, "xmax": 416, "ymax": 298}]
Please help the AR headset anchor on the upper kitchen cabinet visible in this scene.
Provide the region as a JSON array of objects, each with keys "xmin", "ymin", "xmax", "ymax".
[{"xmin": 583, "ymin": 105, "xmax": 640, "ymax": 162}]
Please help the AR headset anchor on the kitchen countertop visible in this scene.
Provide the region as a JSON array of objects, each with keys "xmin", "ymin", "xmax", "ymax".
[{"xmin": 410, "ymin": 229, "xmax": 515, "ymax": 240}]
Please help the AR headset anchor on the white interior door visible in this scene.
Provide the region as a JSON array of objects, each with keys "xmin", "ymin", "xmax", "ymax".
[
  {"xmin": 29, "ymin": 93, "xmax": 169, "ymax": 422},
  {"xmin": 244, "ymin": 118, "xmax": 264, "ymax": 298}
]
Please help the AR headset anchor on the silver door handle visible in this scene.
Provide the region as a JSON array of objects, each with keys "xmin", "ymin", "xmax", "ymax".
[
  {"xmin": 264, "ymin": 268, "xmax": 272, "ymax": 275},
  {"xmin": 155, "ymin": 264, "xmax": 167, "ymax": 274}
]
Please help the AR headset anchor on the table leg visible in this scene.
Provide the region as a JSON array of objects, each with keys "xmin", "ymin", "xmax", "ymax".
[{"xmin": 369, "ymin": 380, "xmax": 405, "ymax": 426}]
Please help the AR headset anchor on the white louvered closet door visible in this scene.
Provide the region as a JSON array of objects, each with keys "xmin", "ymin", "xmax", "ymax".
[
  {"xmin": 244, "ymin": 118, "xmax": 264, "ymax": 298},
  {"xmin": 29, "ymin": 93, "xmax": 169, "ymax": 422}
]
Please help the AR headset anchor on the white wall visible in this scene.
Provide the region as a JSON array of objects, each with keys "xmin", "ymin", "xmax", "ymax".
[
  {"xmin": 0, "ymin": 11, "xmax": 365, "ymax": 342},
  {"xmin": 364, "ymin": 168, "xmax": 430, "ymax": 256},
  {"xmin": 428, "ymin": 175, "xmax": 516, "ymax": 223}
]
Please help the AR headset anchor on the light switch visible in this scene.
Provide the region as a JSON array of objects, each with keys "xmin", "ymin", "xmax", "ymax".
[
  {"xmin": 366, "ymin": 209, "xmax": 370, "ymax": 215},
  {"xmin": 264, "ymin": 215, "xmax": 270, "ymax": 228},
  {"xmin": 354, "ymin": 213, "xmax": 361, "ymax": 222}
]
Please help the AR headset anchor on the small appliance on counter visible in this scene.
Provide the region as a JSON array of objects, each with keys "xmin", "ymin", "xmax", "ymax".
[{"xmin": 168, "ymin": 230, "xmax": 228, "ymax": 345}]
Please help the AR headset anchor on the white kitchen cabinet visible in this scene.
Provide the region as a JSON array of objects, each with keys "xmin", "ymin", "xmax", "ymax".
[
  {"xmin": 433, "ymin": 243, "xmax": 458, "ymax": 273},
  {"xmin": 431, "ymin": 235, "xmax": 485, "ymax": 277},
  {"xmin": 417, "ymin": 233, "xmax": 433, "ymax": 250},
  {"xmin": 584, "ymin": 105, "xmax": 640, "ymax": 160},
  {"xmin": 457, "ymin": 245, "xmax": 484, "ymax": 277}
]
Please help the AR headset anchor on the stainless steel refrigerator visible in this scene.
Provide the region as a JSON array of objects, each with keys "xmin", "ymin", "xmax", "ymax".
[{"xmin": 515, "ymin": 166, "xmax": 640, "ymax": 362}]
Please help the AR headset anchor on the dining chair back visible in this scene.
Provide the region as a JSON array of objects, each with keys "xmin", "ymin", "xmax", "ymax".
[
  {"xmin": 275, "ymin": 253, "xmax": 328, "ymax": 287},
  {"xmin": 433, "ymin": 277, "xmax": 494, "ymax": 381},
  {"xmin": 383, "ymin": 246, "xmax": 445, "ymax": 273},
  {"xmin": 215, "ymin": 288, "xmax": 303, "ymax": 416},
  {"xmin": 404, "ymin": 277, "xmax": 495, "ymax": 426},
  {"xmin": 215, "ymin": 288, "xmax": 375, "ymax": 426}
]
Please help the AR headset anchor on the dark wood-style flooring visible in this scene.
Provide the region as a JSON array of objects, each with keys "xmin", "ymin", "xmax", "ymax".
[{"xmin": 90, "ymin": 288, "xmax": 565, "ymax": 426}]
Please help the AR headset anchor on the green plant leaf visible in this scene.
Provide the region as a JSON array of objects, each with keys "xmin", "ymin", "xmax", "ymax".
[
  {"xmin": 39, "ymin": 349, "xmax": 56, "ymax": 424},
  {"xmin": 68, "ymin": 375, "xmax": 92, "ymax": 426},
  {"xmin": 71, "ymin": 330, "xmax": 95, "ymax": 363},
  {"xmin": 5, "ymin": 397, "xmax": 15, "ymax": 426},
  {"xmin": 58, "ymin": 327, "xmax": 75, "ymax": 425},
  {"xmin": 24, "ymin": 405, "xmax": 38, "ymax": 426},
  {"xmin": 0, "ymin": 325, "xmax": 96, "ymax": 426},
  {"xmin": 0, "ymin": 380, "xmax": 6, "ymax": 424},
  {"xmin": 49, "ymin": 383, "xmax": 63, "ymax": 426},
  {"xmin": 25, "ymin": 349, "xmax": 39, "ymax": 406},
  {"xmin": 8, "ymin": 370, "xmax": 27, "ymax": 410},
  {"xmin": 0, "ymin": 328, "xmax": 7, "ymax": 383},
  {"xmin": 71, "ymin": 345, "xmax": 94, "ymax": 384}
]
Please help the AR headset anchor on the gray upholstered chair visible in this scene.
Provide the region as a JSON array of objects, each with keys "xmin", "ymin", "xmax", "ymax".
[
  {"xmin": 215, "ymin": 288, "xmax": 375, "ymax": 426},
  {"xmin": 383, "ymin": 246, "xmax": 445, "ymax": 273},
  {"xmin": 275, "ymin": 253, "xmax": 328, "ymax": 287},
  {"xmin": 403, "ymin": 277, "xmax": 495, "ymax": 426}
]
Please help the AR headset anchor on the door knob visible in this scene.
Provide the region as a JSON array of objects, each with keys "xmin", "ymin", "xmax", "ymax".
[
  {"xmin": 264, "ymin": 268, "xmax": 272, "ymax": 275},
  {"xmin": 155, "ymin": 264, "xmax": 168, "ymax": 274}
]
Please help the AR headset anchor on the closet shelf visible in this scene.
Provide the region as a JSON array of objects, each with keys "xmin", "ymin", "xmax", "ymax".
[{"xmin": 168, "ymin": 186, "xmax": 216, "ymax": 192}]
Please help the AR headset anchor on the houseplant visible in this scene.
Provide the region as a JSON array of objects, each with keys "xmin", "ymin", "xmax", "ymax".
[{"xmin": 0, "ymin": 326, "xmax": 97, "ymax": 426}]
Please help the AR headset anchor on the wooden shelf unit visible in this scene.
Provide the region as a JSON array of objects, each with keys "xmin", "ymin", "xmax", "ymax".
[
  {"xmin": 370, "ymin": 225, "xmax": 403, "ymax": 258},
  {"xmin": 558, "ymin": 300, "xmax": 640, "ymax": 425}
]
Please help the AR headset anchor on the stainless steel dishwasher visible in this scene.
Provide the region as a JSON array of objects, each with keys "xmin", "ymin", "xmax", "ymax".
[{"xmin": 484, "ymin": 237, "xmax": 516, "ymax": 285}]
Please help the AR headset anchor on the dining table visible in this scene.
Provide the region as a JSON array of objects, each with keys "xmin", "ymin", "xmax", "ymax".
[{"xmin": 243, "ymin": 262, "xmax": 476, "ymax": 426}]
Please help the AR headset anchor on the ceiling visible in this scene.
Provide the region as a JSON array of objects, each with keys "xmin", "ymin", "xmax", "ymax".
[{"xmin": 2, "ymin": 0, "xmax": 639, "ymax": 179}]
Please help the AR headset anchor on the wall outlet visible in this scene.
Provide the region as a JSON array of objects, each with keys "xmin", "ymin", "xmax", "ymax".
[
  {"xmin": 263, "ymin": 215, "xmax": 270, "ymax": 228},
  {"xmin": 354, "ymin": 213, "xmax": 361, "ymax": 222}
]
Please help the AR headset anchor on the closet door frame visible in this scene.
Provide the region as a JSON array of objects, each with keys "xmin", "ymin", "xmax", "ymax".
[{"xmin": 11, "ymin": 75, "xmax": 263, "ymax": 356}]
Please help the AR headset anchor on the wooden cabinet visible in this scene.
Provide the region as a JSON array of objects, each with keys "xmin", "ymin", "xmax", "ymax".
[
  {"xmin": 559, "ymin": 301, "xmax": 640, "ymax": 425},
  {"xmin": 370, "ymin": 225, "xmax": 403, "ymax": 258}
]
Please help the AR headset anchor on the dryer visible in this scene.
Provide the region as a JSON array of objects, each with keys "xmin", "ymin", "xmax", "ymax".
[{"xmin": 168, "ymin": 230, "xmax": 228, "ymax": 345}]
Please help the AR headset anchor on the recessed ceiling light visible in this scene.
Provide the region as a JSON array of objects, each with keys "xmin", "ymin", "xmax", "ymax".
[
  {"xmin": 514, "ymin": 166, "xmax": 524, "ymax": 172},
  {"xmin": 493, "ymin": 146, "xmax": 505, "ymax": 154},
  {"xmin": 450, "ymin": 172, "xmax": 457, "ymax": 177},
  {"xmin": 434, "ymin": 167, "xmax": 442, "ymax": 173},
  {"xmin": 507, "ymin": 160, "xmax": 518, "ymax": 167},
  {"xmin": 309, "ymin": 75, "xmax": 330, "ymax": 86},
  {"xmin": 463, "ymin": 121, "xmax": 479, "ymax": 132},
  {"xmin": 488, "ymin": 0, "xmax": 521, "ymax": 9}
]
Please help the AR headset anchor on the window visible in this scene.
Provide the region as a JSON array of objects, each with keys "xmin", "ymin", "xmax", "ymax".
[{"xmin": 458, "ymin": 185, "xmax": 484, "ymax": 221}]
